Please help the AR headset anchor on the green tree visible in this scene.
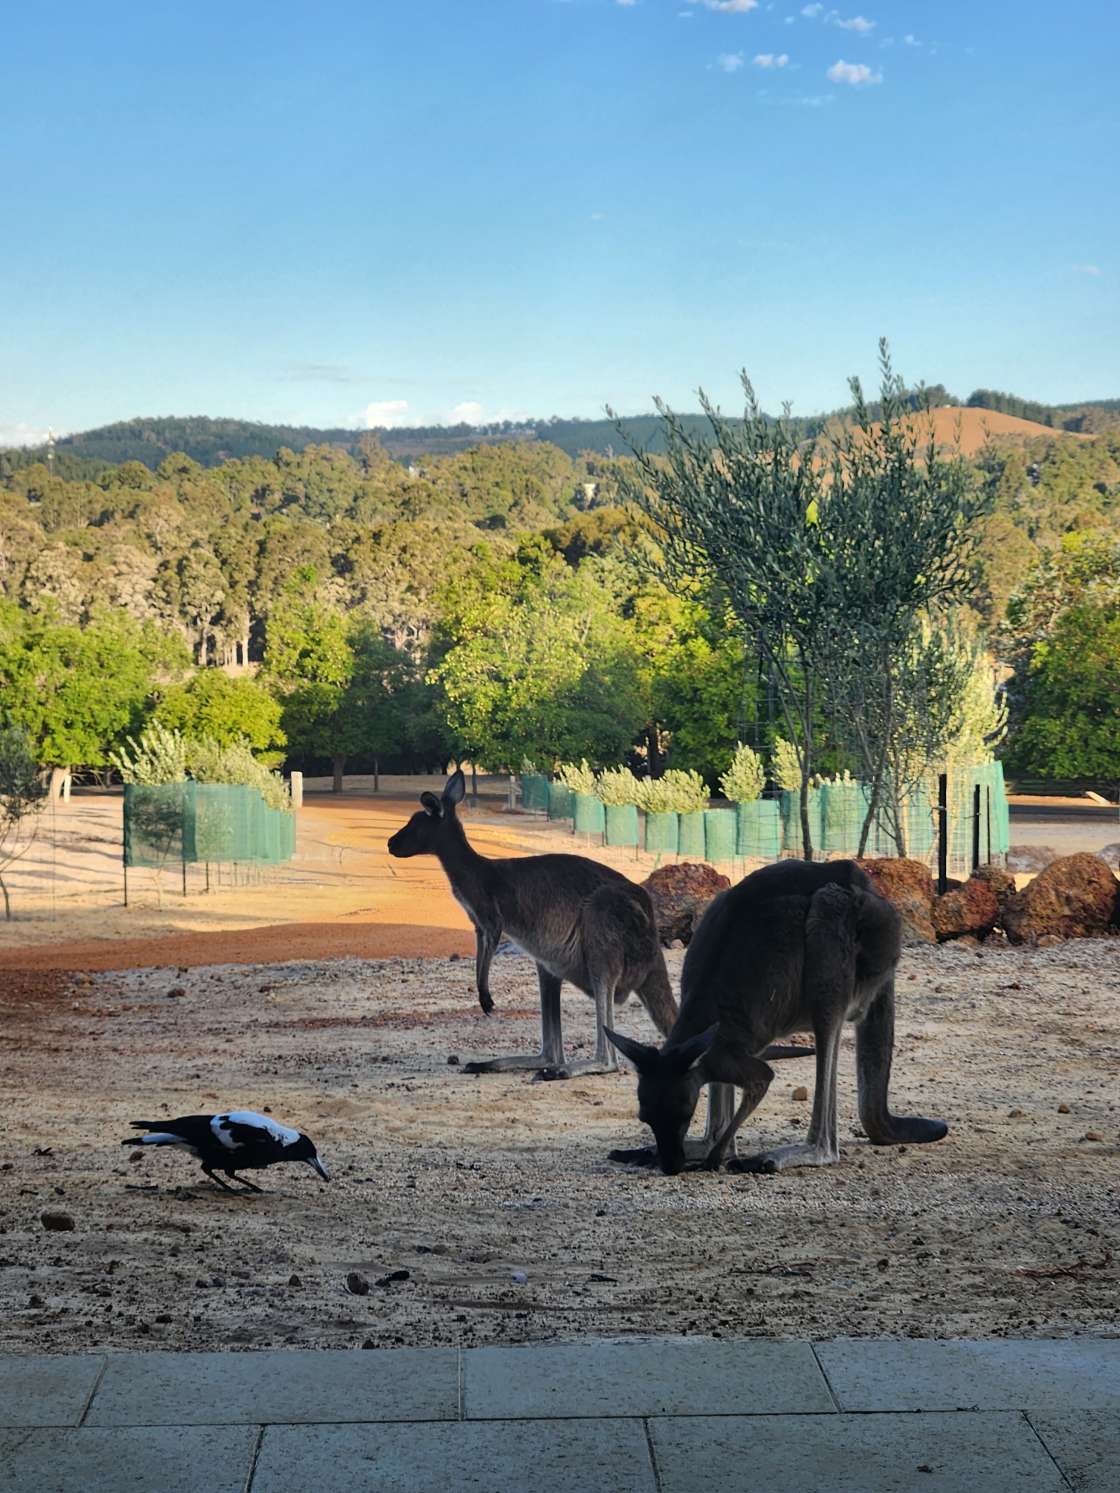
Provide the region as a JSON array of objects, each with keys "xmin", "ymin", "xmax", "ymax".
[
  {"xmin": 1008, "ymin": 601, "xmax": 1120, "ymax": 777},
  {"xmin": 0, "ymin": 725, "xmax": 47, "ymax": 920},
  {"xmin": 153, "ymin": 671, "xmax": 285, "ymax": 758}
]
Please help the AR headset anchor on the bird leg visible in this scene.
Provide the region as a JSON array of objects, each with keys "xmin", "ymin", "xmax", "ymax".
[
  {"xmin": 227, "ymin": 1172, "xmax": 265, "ymax": 1194},
  {"xmin": 202, "ymin": 1165, "xmax": 239, "ymax": 1194}
]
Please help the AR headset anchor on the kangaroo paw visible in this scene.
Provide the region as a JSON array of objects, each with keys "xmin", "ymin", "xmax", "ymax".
[
  {"xmin": 607, "ymin": 1146, "xmax": 659, "ymax": 1167},
  {"xmin": 866, "ymin": 1115, "xmax": 948, "ymax": 1146}
]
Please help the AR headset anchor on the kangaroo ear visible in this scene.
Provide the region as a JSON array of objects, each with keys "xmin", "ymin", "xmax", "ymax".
[
  {"xmin": 603, "ymin": 1026, "xmax": 660, "ymax": 1074},
  {"xmin": 668, "ymin": 1024, "xmax": 719, "ymax": 1075},
  {"xmin": 443, "ymin": 770, "xmax": 466, "ymax": 807},
  {"xmin": 420, "ymin": 792, "xmax": 442, "ymax": 817}
]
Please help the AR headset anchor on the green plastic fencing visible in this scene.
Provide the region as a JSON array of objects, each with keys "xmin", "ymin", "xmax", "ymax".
[
  {"xmin": 604, "ymin": 802, "xmax": 639, "ymax": 847},
  {"xmin": 737, "ymin": 799, "xmax": 782, "ymax": 859},
  {"xmin": 678, "ymin": 810, "xmax": 706, "ymax": 858},
  {"xmin": 124, "ymin": 782, "xmax": 295, "ymax": 869},
  {"xmin": 573, "ymin": 793, "xmax": 605, "ymax": 836},
  {"xmin": 704, "ymin": 808, "xmax": 737, "ymax": 863},
  {"xmin": 521, "ymin": 774, "xmax": 550, "ymax": 812},
  {"xmin": 547, "ymin": 782, "xmax": 574, "ymax": 822},
  {"xmin": 779, "ymin": 790, "xmax": 823, "ymax": 857},
  {"xmin": 644, "ymin": 810, "xmax": 679, "ymax": 855}
]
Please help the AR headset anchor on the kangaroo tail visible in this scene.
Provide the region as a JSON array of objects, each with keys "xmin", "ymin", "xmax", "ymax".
[{"xmin": 636, "ymin": 963, "xmax": 679, "ymax": 1039}]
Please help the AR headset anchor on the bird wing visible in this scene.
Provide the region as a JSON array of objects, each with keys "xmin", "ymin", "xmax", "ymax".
[{"xmin": 210, "ymin": 1112, "xmax": 298, "ymax": 1156}]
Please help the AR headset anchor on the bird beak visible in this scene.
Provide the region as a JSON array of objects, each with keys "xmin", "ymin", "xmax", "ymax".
[{"xmin": 308, "ymin": 1156, "xmax": 330, "ymax": 1182}]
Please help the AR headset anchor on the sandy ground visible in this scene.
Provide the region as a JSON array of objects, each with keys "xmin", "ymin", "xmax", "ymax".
[{"xmin": 1, "ymin": 936, "xmax": 1117, "ymax": 1354}]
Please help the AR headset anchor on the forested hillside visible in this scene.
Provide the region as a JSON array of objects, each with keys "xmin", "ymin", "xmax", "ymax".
[
  {"xmin": 1, "ymin": 423, "xmax": 1117, "ymax": 782},
  {"xmin": 3, "ymin": 384, "xmax": 1115, "ymax": 475}
]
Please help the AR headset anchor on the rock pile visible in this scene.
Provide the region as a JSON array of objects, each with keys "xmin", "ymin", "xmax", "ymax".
[{"xmin": 641, "ymin": 863, "xmax": 731, "ymax": 946}]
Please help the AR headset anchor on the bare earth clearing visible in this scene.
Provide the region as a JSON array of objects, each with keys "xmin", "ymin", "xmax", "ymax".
[{"xmin": 2, "ymin": 933, "xmax": 1117, "ymax": 1355}]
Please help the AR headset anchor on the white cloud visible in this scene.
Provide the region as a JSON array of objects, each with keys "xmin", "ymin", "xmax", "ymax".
[
  {"xmin": 754, "ymin": 51, "xmax": 790, "ymax": 66},
  {"xmin": 0, "ymin": 421, "xmax": 53, "ymax": 448},
  {"xmin": 801, "ymin": 2, "xmax": 823, "ymax": 14},
  {"xmin": 590, "ymin": 210, "xmax": 608, "ymax": 221},
  {"xmin": 361, "ymin": 399, "xmax": 412, "ymax": 429},
  {"xmin": 616, "ymin": 0, "xmax": 638, "ymax": 7},
  {"xmin": 450, "ymin": 401, "xmax": 485, "ymax": 424},
  {"xmin": 1072, "ymin": 264, "xmax": 1102, "ymax": 276},
  {"xmin": 827, "ymin": 58, "xmax": 881, "ymax": 84},
  {"xmin": 701, "ymin": 0, "xmax": 758, "ymax": 11},
  {"xmin": 836, "ymin": 14, "xmax": 875, "ymax": 30},
  {"xmin": 903, "ymin": 33, "xmax": 919, "ymax": 45},
  {"xmin": 717, "ymin": 51, "xmax": 746, "ymax": 70}
]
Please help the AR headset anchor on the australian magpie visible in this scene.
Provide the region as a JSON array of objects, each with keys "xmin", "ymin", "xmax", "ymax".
[{"xmin": 123, "ymin": 1111, "xmax": 330, "ymax": 1194}]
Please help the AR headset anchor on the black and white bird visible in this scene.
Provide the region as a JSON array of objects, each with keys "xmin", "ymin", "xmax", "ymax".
[{"xmin": 123, "ymin": 1111, "xmax": 330, "ymax": 1194}]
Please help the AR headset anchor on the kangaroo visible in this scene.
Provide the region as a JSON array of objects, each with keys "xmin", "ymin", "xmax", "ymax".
[
  {"xmin": 387, "ymin": 770, "xmax": 678, "ymax": 1076},
  {"xmin": 605, "ymin": 858, "xmax": 948, "ymax": 1175}
]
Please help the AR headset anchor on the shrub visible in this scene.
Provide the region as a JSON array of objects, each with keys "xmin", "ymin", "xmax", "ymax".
[
  {"xmin": 638, "ymin": 769, "xmax": 710, "ymax": 814},
  {"xmin": 718, "ymin": 743, "xmax": 765, "ymax": 804},
  {"xmin": 555, "ymin": 758, "xmax": 598, "ymax": 795},
  {"xmin": 595, "ymin": 767, "xmax": 642, "ymax": 806},
  {"xmin": 109, "ymin": 723, "xmax": 188, "ymax": 785},
  {"xmin": 770, "ymin": 737, "xmax": 802, "ymax": 792},
  {"xmin": 186, "ymin": 739, "xmax": 291, "ymax": 813}
]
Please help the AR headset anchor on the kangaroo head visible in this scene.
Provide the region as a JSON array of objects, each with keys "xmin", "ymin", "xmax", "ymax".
[
  {"xmin": 387, "ymin": 770, "xmax": 466, "ymax": 857},
  {"xmin": 604, "ymin": 1024, "xmax": 719, "ymax": 1176}
]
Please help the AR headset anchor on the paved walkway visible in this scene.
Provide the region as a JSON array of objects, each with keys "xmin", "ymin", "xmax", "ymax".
[{"xmin": 1, "ymin": 1338, "xmax": 1117, "ymax": 1491}]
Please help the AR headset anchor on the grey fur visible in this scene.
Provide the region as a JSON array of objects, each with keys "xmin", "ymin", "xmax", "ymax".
[
  {"xmin": 388, "ymin": 770, "xmax": 677, "ymax": 1076},
  {"xmin": 606, "ymin": 859, "xmax": 948, "ymax": 1174}
]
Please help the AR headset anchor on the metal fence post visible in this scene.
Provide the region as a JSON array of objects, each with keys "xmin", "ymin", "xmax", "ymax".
[
  {"xmin": 971, "ymin": 783, "xmax": 981, "ymax": 873},
  {"xmin": 936, "ymin": 772, "xmax": 948, "ymax": 894}
]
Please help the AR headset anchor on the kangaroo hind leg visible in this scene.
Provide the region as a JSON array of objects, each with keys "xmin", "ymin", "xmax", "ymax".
[
  {"xmin": 462, "ymin": 965, "xmax": 564, "ymax": 1075},
  {"xmin": 857, "ymin": 977, "xmax": 948, "ymax": 1146}
]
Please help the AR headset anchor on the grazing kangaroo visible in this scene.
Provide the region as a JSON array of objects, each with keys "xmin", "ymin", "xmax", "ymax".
[
  {"xmin": 387, "ymin": 770, "xmax": 678, "ymax": 1076},
  {"xmin": 605, "ymin": 858, "xmax": 948, "ymax": 1175}
]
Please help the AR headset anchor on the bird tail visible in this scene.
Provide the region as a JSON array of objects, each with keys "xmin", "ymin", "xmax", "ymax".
[
  {"xmin": 122, "ymin": 1130, "xmax": 179, "ymax": 1147},
  {"xmin": 129, "ymin": 1121, "xmax": 164, "ymax": 1130}
]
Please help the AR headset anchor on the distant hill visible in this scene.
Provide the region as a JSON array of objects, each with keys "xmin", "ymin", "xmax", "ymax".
[{"xmin": 1, "ymin": 388, "xmax": 1114, "ymax": 474}]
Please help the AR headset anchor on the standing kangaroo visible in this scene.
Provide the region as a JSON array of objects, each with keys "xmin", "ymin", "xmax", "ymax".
[
  {"xmin": 605, "ymin": 858, "xmax": 948, "ymax": 1175},
  {"xmin": 387, "ymin": 770, "xmax": 677, "ymax": 1076}
]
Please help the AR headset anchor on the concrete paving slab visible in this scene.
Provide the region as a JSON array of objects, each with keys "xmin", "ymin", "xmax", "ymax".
[
  {"xmin": 462, "ymin": 1338, "xmax": 835, "ymax": 1420},
  {"xmin": 650, "ymin": 1410, "xmax": 1067, "ymax": 1493},
  {"xmin": 0, "ymin": 1425, "xmax": 257, "ymax": 1493},
  {"xmin": 252, "ymin": 1418, "xmax": 656, "ymax": 1493},
  {"xmin": 0, "ymin": 1355, "xmax": 104, "ymax": 1427},
  {"xmin": 1029, "ymin": 1410, "xmax": 1120, "ymax": 1493},
  {"xmin": 816, "ymin": 1338, "xmax": 1120, "ymax": 1411},
  {"xmin": 86, "ymin": 1347, "xmax": 458, "ymax": 1426}
]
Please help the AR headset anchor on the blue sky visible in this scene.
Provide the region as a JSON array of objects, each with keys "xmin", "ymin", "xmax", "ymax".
[{"xmin": 2, "ymin": 0, "xmax": 1116, "ymax": 442}]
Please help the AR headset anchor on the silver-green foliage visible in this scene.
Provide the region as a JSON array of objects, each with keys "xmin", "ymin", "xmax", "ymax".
[
  {"xmin": 187, "ymin": 739, "xmax": 291, "ymax": 812},
  {"xmin": 595, "ymin": 767, "xmax": 642, "ymax": 806},
  {"xmin": 555, "ymin": 758, "xmax": 598, "ymax": 795},
  {"xmin": 638, "ymin": 769, "xmax": 709, "ymax": 814},
  {"xmin": 718, "ymin": 743, "xmax": 765, "ymax": 804},
  {"xmin": 770, "ymin": 737, "xmax": 803, "ymax": 792},
  {"xmin": 109, "ymin": 723, "xmax": 188, "ymax": 785}
]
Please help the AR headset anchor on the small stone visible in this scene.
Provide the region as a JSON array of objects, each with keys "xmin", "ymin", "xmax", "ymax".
[
  {"xmin": 375, "ymin": 1269, "xmax": 410, "ymax": 1287},
  {"xmin": 1057, "ymin": 1103, "xmax": 1071, "ymax": 1114},
  {"xmin": 791, "ymin": 1086, "xmax": 809, "ymax": 1102},
  {"xmin": 346, "ymin": 1272, "xmax": 371, "ymax": 1296},
  {"xmin": 28, "ymin": 1293, "xmax": 44, "ymax": 1307},
  {"xmin": 449, "ymin": 953, "xmax": 461, "ymax": 962},
  {"xmin": 447, "ymin": 1055, "xmax": 460, "ymax": 1066},
  {"xmin": 129, "ymin": 1151, "xmax": 144, "ymax": 1163},
  {"xmin": 361, "ymin": 1337, "xmax": 377, "ymax": 1348},
  {"xmin": 288, "ymin": 1273, "xmax": 302, "ymax": 1288},
  {"xmin": 511, "ymin": 1270, "xmax": 528, "ymax": 1284},
  {"xmin": 155, "ymin": 1313, "xmax": 172, "ymax": 1323},
  {"xmin": 40, "ymin": 1211, "xmax": 75, "ymax": 1232},
  {"xmin": 1008, "ymin": 1109, "xmax": 1024, "ymax": 1119},
  {"xmin": 1083, "ymin": 1132, "xmax": 1103, "ymax": 1143},
  {"xmin": 167, "ymin": 987, "xmax": 186, "ymax": 998}
]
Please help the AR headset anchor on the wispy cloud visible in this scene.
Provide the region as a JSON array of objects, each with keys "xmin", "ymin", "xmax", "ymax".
[
  {"xmin": 590, "ymin": 210, "xmax": 608, "ymax": 221},
  {"xmin": 361, "ymin": 399, "xmax": 412, "ymax": 429},
  {"xmin": 827, "ymin": 58, "xmax": 881, "ymax": 84},
  {"xmin": 449, "ymin": 401, "xmax": 485, "ymax": 424},
  {"xmin": 801, "ymin": 2, "xmax": 824, "ymax": 14},
  {"xmin": 903, "ymin": 32, "xmax": 920, "ymax": 46},
  {"xmin": 836, "ymin": 14, "xmax": 875, "ymax": 31},
  {"xmin": 1072, "ymin": 264, "xmax": 1103, "ymax": 276},
  {"xmin": 0, "ymin": 421, "xmax": 53, "ymax": 448},
  {"xmin": 717, "ymin": 51, "xmax": 746, "ymax": 70},
  {"xmin": 282, "ymin": 362, "xmax": 364, "ymax": 385},
  {"xmin": 615, "ymin": 0, "xmax": 639, "ymax": 7},
  {"xmin": 701, "ymin": 0, "xmax": 758, "ymax": 12},
  {"xmin": 754, "ymin": 51, "xmax": 790, "ymax": 66}
]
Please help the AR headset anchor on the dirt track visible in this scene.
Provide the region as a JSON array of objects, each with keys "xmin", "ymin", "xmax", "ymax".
[{"xmin": 1, "ymin": 937, "xmax": 1117, "ymax": 1355}]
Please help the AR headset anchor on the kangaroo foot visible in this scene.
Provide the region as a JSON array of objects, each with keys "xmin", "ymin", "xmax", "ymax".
[
  {"xmin": 865, "ymin": 1114, "xmax": 948, "ymax": 1146},
  {"xmin": 607, "ymin": 1145, "xmax": 659, "ymax": 1166},
  {"xmin": 538, "ymin": 1055, "xmax": 618, "ymax": 1080},
  {"xmin": 727, "ymin": 1141, "xmax": 840, "ymax": 1175},
  {"xmin": 461, "ymin": 1052, "xmax": 561, "ymax": 1075}
]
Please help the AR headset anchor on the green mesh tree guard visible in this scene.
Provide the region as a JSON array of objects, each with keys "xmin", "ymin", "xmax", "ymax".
[
  {"xmin": 520, "ymin": 774, "xmax": 549, "ymax": 812},
  {"xmin": 573, "ymin": 793, "xmax": 605, "ymax": 836},
  {"xmin": 677, "ymin": 811, "xmax": 706, "ymax": 858},
  {"xmin": 779, "ymin": 790, "xmax": 822, "ymax": 857},
  {"xmin": 124, "ymin": 782, "xmax": 295, "ymax": 869},
  {"xmin": 604, "ymin": 803, "xmax": 639, "ymax": 847},
  {"xmin": 704, "ymin": 808, "xmax": 737, "ymax": 864},
  {"xmin": 547, "ymin": 782, "xmax": 574, "ymax": 821},
  {"xmin": 737, "ymin": 800, "xmax": 781, "ymax": 858},
  {"xmin": 644, "ymin": 810, "xmax": 679, "ymax": 855}
]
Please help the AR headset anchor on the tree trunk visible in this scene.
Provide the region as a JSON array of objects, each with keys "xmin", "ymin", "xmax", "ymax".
[
  {"xmin": 0, "ymin": 875, "xmax": 10, "ymax": 921},
  {"xmin": 332, "ymin": 754, "xmax": 345, "ymax": 793},
  {"xmin": 373, "ymin": 756, "xmax": 379, "ymax": 793},
  {"xmin": 645, "ymin": 725, "xmax": 663, "ymax": 779},
  {"xmin": 471, "ymin": 764, "xmax": 478, "ymax": 805}
]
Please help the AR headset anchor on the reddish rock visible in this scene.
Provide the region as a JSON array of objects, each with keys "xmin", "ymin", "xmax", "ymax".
[
  {"xmin": 970, "ymin": 863, "xmax": 1017, "ymax": 903},
  {"xmin": 641, "ymin": 863, "xmax": 731, "ymax": 947},
  {"xmin": 858, "ymin": 858, "xmax": 936, "ymax": 943},
  {"xmin": 932, "ymin": 877, "xmax": 1001, "ymax": 941},
  {"xmin": 1002, "ymin": 853, "xmax": 1120, "ymax": 945},
  {"xmin": 1006, "ymin": 845, "xmax": 1060, "ymax": 873}
]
